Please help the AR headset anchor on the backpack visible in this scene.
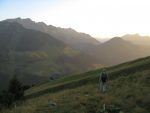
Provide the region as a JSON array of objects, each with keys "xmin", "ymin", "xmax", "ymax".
[{"xmin": 101, "ymin": 72, "xmax": 107, "ymax": 82}]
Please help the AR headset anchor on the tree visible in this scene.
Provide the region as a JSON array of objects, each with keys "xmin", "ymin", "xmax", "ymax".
[
  {"xmin": 0, "ymin": 75, "xmax": 24, "ymax": 108},
  {"xmin": 0, "ymin": 90, "xmax": 14, "ymax": 108},
  {"xmin": 8, "ymin": 75, "xmax": 24, "ymax": 100}
]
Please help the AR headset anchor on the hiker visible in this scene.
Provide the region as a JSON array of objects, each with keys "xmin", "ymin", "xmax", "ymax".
[{"xmin": 99, "ymin": 69, "xmax": 108, "ymax": 92}]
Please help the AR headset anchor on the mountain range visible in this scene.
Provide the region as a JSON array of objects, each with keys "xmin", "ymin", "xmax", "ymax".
[
  {"xmin": 0, "ymin": 18, "xmax": 150, "ymax": 89},
  {"xmin": 5, "ymin": 18, "xmax": 150, "ymax": 64},
  {"xmin": 88, "ymin": 37, "xmax": 150, "ymax": 65},
  {"xmin": 0, "ymin": 21, "xmax": 99, "ymax": 89},
  {"xmin": 5, "ymin": 18, "xmax": 100, "ymax": 51}
]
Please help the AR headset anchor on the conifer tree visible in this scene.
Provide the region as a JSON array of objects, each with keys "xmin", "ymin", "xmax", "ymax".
[{"xmin": 8, "ymin": 75, "xmax": 24, "ymax": 100}]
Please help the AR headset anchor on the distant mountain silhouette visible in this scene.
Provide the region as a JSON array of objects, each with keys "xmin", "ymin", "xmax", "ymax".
[
  {"xmin": 86, "ymin": 37, "xmax": 150, "ymax": 66},
  {"xmin": 122, "ymin": 34, "xmax": 150, "ymax": 46},
  {"xmin": 3, "ymin": 18, "xmax": 150, "ymax": 66},
  {"xmin": 5, "ymin": 18, "xmax": 100, "ymax": 51}
]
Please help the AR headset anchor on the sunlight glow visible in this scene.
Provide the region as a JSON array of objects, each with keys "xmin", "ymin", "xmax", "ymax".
[{"xmin": 0, "ymin": 0, "xmax": 150, "ymax": 38}]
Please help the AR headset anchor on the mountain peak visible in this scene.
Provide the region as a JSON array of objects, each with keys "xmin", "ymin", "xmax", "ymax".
[
  {"xmin": 5, "ymin": 17, "xmax": 35, "ymax": 24},
  {"xmin": 109, "ymin": 37, "xmax": 123, "ymax": 42},
  {"xmin": 122, "ymin": 34, "xmax": 142, "ymax": 39},
  {"xmin": 23, "ymin": 18, "xmax": 33, "ymax": 22},
  {"xmin": 103, "ymin": 36, "xmax": 131, "ymax": 46},
  {"xmin": 16, "ymin": 17, "xmax": 32, "ymax": 21},
  {"xmin": 37, "ymin": 22, "xmax": 47, "ymax": 26}
]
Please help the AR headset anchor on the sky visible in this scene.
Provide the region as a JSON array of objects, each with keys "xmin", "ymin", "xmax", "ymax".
[{"xmin": 0, "ymin": 0, "xmax": 150, "ymax": 38}]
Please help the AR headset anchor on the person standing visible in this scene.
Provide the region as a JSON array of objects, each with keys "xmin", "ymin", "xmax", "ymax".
[{"xmin": 99, "ymin": 69, "xmax": 108, "ymax": 92}]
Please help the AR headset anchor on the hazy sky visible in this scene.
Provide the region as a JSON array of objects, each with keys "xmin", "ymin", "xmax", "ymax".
[{"xmin": 0, "ymin": 0, "xmax": 150, "ymax": 38}]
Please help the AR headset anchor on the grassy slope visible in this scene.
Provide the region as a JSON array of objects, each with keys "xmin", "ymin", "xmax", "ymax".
[{"xmin": 1, "ymin": 56, "xmax": 150, "ymax": 113}]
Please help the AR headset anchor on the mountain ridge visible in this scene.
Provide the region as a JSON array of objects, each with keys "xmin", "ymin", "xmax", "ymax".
[
  {"xmin": 4, "ymin": 18, "xmax": 100, "ymax": 50},
  {"xmin": 122, "ymin": 34, "xmax": 150, "ymax": 46},
  {"xmin": 5, "ymin": 18, "xmax": 150, "ymax": 66},
  {"xmin": 85, "ymin": 36, "xmax": 150, "ymax": 66}
]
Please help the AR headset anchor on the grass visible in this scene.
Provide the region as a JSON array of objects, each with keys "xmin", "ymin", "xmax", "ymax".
[
  {"xmin": 1, "ymin": 56, "xmax": 150, "ymax": 113},
  {"xmin": 25, "ymin": 56, "xmax": 150, "ymax": 97},
  {"xmin": 25, "ymin": 69, "xmax": 100, "ymax": 96}
]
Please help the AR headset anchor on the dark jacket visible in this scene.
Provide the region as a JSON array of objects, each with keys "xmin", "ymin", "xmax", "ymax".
[{"xmin": 100, "ymin": 71, "xmax": 108, "ymax": 83}]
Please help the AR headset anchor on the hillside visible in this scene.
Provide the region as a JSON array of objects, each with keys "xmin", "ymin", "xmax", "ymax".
[
  {"xmin": 1, "ymin": 56, "xmax": 150, "ymax": 113},
  {"xmin": 0, "ymin": 21, "xmax": 100, "ymax": 89}
]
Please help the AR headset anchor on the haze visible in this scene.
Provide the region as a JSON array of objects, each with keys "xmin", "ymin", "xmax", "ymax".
[{"xmin": 0, "ymin": 0, "xmax": 150, "ymax": 38}]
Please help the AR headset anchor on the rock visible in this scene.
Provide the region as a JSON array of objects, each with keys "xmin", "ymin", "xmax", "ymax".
[{"xmin": 48, "ymin": 100, "xmax": 57, "ymax": 106}]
